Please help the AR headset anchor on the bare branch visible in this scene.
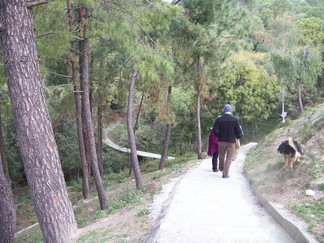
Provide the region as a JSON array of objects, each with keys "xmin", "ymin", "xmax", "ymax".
[
  {"xmin": 48, "ymin": 71, "xmax": 72, "ymax": 79},
  {"xmin": 26, "ymin": 0, "xmax": 47, "ymax": 8},
  {"xmin": 36, "ymin": 32, "xmax": 55, "ymax": 38},
  {"xmin": 172, "ymin": 0, "xmax": 181, "ymax": 5}
]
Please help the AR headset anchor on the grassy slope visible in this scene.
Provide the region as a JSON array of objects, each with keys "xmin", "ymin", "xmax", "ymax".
[
  {"xmin": 245, "ymin": 104, "xmax": 324, "ymax": 242},
  {"xmin": 14, "ymin": 153, "xmax": 199, "ymax": 242}
]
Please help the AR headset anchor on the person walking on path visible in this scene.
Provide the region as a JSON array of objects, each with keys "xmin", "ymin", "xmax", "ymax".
[
  {"xmin": 207, "ymin": 128, "xmax": 219, "ymax": 172},
  {"xmin": 212, "ymin": 104, "xmax": 243, "ymax": 178}
]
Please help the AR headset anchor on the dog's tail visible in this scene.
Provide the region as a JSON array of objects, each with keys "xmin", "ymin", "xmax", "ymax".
[{"xmin": 288, "ymin": 137, "xmax": 302, "ymax": 159}]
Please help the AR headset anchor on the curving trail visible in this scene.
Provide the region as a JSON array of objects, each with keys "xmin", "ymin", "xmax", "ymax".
[{"xmin": 103, "ymin": 122, "xmax": 175, "ymax": 160}]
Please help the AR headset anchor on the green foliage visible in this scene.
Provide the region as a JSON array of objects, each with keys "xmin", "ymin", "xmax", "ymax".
[
  {"xmin": 319, "ymin": 184, "xmax": 324, "ymax": 191},
  {"xmin": 183, "ymin": 0, "xmax": 221, "ymax": 26},
  {"xmin": 137, "ymin": 207, "xmax": 149, "ymax": 217},
  {"xmin": 4, "ymin": 122, "xmax": 24, "ymax": 185},
  {"xmin": 111, "ymin": 119, "xmax": 164, "ymax": 154},
  {"xmin": 170, "ymin": 88, "xmax": 197, "ymax": 154},
  {"xmin": 34, "ymin": 1, "xmax": 70, "ymax": 77},
  {"xmin": 259, "ymin": 8, "xmax": 274, "ymax": 29},
  {"xmin": 297, "ymin": 17, "xmax": 324, "ymax": 49},
  {"xmin": 215, "ymin": 51, "xmax": 279, "ymax": 123},
  {"xmin": 53, "ymin": 122, "xmax": 80, "ymax": 181},
  {"xmin": 270, "ymin": 0, "xmax": 291, "ymax": 17},
  {"xmin": 290, "ymin": 199, "xmax": 324, "ymax": 237},
  {"xmin": 108, "ymin": 189, "xmax": 143, "ymax": 213}
]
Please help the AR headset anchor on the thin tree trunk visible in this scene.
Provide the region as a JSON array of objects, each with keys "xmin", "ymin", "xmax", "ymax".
[
  {"xmin": 134, "ymin": 92, "xmax": 144, "ymax": 131},
  {"xmin": 1, "ymin": 1, "xmax": 77, "ymax": 241},
  {"xmin": 196, "ymin": 90, "xmax": 202, "ymax": 159},
  {"xmin": 0, "ymin": 161, "xmax": 16, "ymax": 243},
  {"xmin": 79, "ymin": 6, "xmax": 107, "ymax": 209},
  {"xmin": 298, "ymin": 84, "xmax": 304, "ymax": 113},
  {"xmin": 67, "ymin": 1, "xmax": 90, "ymax": 200},
  {"xmin": 299, "ymin": 46, "xmax": 308, "ymax": 114},
  {"xmin": 196, "ymin": 56, "xmax": 203, "ymax": 159},
  {"xmin": 127, "ymin": 70, "xmax": 143, "ymax": 188},
  {"xmin": 129, "ymin": 91, "xmax": 144, "ymax": 175},
  {"xmin": 159, "ymin": 85, "xmax": 172, "ymax": 170},
  {"xmin": 97, "ymin": 105, "xmax": 104, "ymax": 176},
  {"xmin": 0, "ymin": 100, "xmax": 10, "ymax": 183}
]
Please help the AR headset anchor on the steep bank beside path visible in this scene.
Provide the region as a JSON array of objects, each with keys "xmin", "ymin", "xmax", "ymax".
[{"xmin": 146, "ymin": 143, "xmax": 297, "ymax": 243}]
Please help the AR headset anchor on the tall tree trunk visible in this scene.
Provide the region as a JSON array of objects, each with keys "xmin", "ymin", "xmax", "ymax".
[
  {"xmin": 0, "ymin": 161, "xmax": 16, "ymax": 243},
  {"xmin": 127, "ymin": 70, "xmax": 143, "ymax": 188},
  {"xmin": 196, "ymin": 56, "xmax": 203, "ymax": 159},
  {"xmin": 134, "ymin": 92, "xmax": 144, "ymax": 131},
  {"xmin": 97, "ymin": 105, "xmax": 104, "ymax": 176},
  {"xmin": 159, "ymin": 85, "xmax": 173, "ymax": 170},
  {"xmin": 67, "ymin": 1, "xmax": 90, "ymax": 200},
  {"xmin": 96, "ymin": 58, "xmax": 104, "ymax": 177},
  {"xmin": 79, "ymin": 6, "xmax": 107, "ymax": 210},
  {"xmin": 129, "ymin": 91, "xmax": 144, "ymax": 175},
  {"xmin": 196, "ymin": 90, "xmax": 202, "ymax": 159},
  {"xmin": 298, "ymin": 45, "xmax": 308, "ymax": 114},
  {"xmin": 298, "ymin": 83, "xmax": 304, "ymax": 114},
  {"xmin": 1, "ymin": 1, "xmax": 77, "ymax": 241},
  {"xmin": 0, "ymin": 100, "xmax": 10, "ymax": 183}
]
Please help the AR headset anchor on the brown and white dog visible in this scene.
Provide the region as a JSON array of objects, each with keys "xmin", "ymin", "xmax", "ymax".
[{"xmin": 277, "ymin": 137, "xmax": 304, "ymax": 171}]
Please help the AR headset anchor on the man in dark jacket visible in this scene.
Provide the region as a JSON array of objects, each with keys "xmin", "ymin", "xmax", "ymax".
[{"xmin": 212, "ymin": 104, "xmax": 243, "ymax": 178}]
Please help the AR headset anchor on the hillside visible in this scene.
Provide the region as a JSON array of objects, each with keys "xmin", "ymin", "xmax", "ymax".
[
  {"xmin": 14, "ymin": 105, "xmax": 323, "ymax": 242},
  {"xmin": 245, "ymin": 104, "xmax": 324, "ymax": 242}
]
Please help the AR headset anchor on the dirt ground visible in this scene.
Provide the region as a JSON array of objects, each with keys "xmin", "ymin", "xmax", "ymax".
[{"xmin": 69, "ymin": 161, "xmax": 198, "ymax": 242}]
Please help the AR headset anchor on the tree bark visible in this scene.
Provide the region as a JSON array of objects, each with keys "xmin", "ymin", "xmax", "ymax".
[
  {"xmin": 196, "ymin": 56, "xmax": 203, "ymax": 159},
  {"xmin": 79, "ymin": 5, "xmax": 107, "ymax": 210},
  {"xmin": 298, "ymin": 84, "xmax": 304, "ymax": 113},
  {"xmin": 134, "ymin": 92, "xmax": 144, "ymax": 131},
  {"xmin": 127, "ymin": 70, "xmax": 143, "ymax": 188},
  {"xmin": 67, "ymin": 1, "xmax": 90, "ymax": 200},
  {"xmin": 1, "ymin": 1, "xmax": 77, "ymax": 241},
  {"xmin": 159, "ymin": 85, "xmax": 173, "ymax": 170},
  {"xmin": 0, "ymin": 161, "xmax": 16, "ymax": 243},
  {"xmin": 97, "ymin": 105, "xmax": 104, "ymax": 176},
  {"xmin": 0, "ymin": 100, "xmax": 10, "ymax": 183},
  {"xmin": 129, "ymin": 91, "xmax": 144, "ymax": 175}
]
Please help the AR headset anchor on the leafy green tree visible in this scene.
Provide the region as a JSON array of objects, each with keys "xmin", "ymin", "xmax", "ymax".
[
  {"xmin": 216, "ymin": 51, "xmax": 279, "ymax": 123},
  {"xmin": 270, "ymin": 0, "xmax": 291, "ymax": 17},
  {"xmin": 259, "ymin": 7, "xmax": 274, "ymax": 29},
  {"xmin": 296, "ymin": 17, "xmax": 324, "ymax": 50},
  {"xmin": 179, "ymin": 0, "xmax": 248, "ymax": 158},
  {"xmin": 272, "ymin": 46, "xmax": 322, "ymax": 115}
]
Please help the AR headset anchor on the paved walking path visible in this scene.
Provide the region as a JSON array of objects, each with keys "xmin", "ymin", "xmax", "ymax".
[{"xmin": 147, "ymin": 143, "xmax": 296, "ymax": 243}]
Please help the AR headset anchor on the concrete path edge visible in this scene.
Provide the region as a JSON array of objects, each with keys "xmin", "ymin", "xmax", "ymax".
[{"xmin": 243, "ymin": 169, "xmax": 318, "ymax": 243}]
